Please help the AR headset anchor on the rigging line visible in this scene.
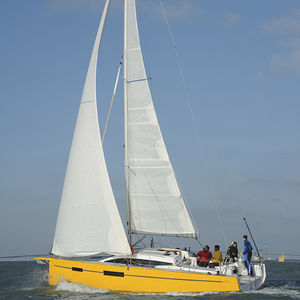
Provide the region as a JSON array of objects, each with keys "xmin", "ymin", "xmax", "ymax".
[
  {"xmin": 264, "ymin": 253, "xmax": 300, "ymax": 256},
  {"xmin": 216, "ymin": 150, "xmax": 246, "ymax": 218},
  {"xmin": 195, "ymin": 238, "xmax": 204, "ymax": 249},
  {"xmin": 101, "ymin": 57, "xmax": 123, "ymax": 144},
  {"xmin": 160, "ymin": 0, "xmax": 228, "ymax": 247},
  {"xmin": 132, "ymin": 235, "xmax": 147, "ymax": 247},
  {"xmin": 0, "ymin": 254, "xmax": 49, "ymax": 259},
  {"xmin": 243, "ymin": 217, "xmax": 261, "ymax": 258}
]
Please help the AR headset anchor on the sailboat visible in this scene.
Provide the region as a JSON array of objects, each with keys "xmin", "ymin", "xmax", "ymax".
[
  {"xmin": 37, "ymin": 0, "xmax": 266, "ymax": 293},
  {"xmin": 278, "ymin": 254, "xmax": 286, "ymax": 262}
]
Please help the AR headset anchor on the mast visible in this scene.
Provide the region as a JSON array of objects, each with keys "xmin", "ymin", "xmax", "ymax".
[{"xmin": 124, "ymin": 0, "xmax": 132, "ymax": 246}]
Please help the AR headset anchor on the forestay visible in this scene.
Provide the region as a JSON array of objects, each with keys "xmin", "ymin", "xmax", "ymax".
[
  {"xmin": 124, "ymin": 0, "xmax": 198, "ymax": 238},
  {"xmin": 52, "ymin": 0, "xmax": 131, "ymax": 257}
]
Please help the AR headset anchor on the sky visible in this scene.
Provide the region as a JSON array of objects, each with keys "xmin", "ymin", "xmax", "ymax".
[{"xmin": 0, "ymin": 0, "xmax": 299, "ymax": 259}]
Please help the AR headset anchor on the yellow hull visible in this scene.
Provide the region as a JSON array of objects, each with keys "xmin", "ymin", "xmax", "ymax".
[{"xmin": 37, "ymin": 257, "xmax": 241, "ymax": 293}]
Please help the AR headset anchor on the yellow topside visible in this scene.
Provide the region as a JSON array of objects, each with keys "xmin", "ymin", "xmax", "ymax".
[{"xmin": 36, "ymin": 257, "xmax": 241, "ymax": 294}]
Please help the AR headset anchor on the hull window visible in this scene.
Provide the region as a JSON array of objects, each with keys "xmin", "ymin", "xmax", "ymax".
[{"xmin": 103, "ymin": 270, "xmax": 124, "ymax": 277}]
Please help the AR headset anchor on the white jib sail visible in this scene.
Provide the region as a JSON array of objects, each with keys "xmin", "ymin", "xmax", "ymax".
[
  {"xmin": 124, "ymin": 0, "xmax": 198, "ymax": 238},
  {"xmin": 52, "ymin": 0, "xmax": 131, "ymax": 257}
]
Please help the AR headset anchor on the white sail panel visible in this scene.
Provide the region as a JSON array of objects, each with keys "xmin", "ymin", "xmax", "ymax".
[
  {"xmin": 124, "ymin": 0, "xmax": 198, "ymax": 238},
  {"xmin": 52, "ymin": 0, "xmax": 131, "ymax": 257}
]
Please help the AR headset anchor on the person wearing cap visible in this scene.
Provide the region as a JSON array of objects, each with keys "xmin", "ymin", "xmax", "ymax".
[
  {"xmin": 242, "ymin": 235, "xmax": 253, "ymax": 275},
  {"xmin": 226, "ymin": 241, "xmax": 238, "ymax": 262}
]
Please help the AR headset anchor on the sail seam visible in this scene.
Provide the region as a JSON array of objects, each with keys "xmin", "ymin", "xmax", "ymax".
[
  {"xmin": 126, "ymin": 47, "xmax": 141, "ymax": 52},
  {"xmin": 131, "ymin": 193, "xmax": 180, "ymax": 196},
  {"xmin": 129, "ymin": 158, "xmax": 168, "ymax": 161},
  {"xmin": 129, "ymin": 166, "xmax": 169, "ymax": 169},
  {"xmin": 127, "ymin": 122, "xmax": 156, "ymax": 125},
  {"xmin": 128, "ymin": 107, "xmax": 150, "ymax": 111}
]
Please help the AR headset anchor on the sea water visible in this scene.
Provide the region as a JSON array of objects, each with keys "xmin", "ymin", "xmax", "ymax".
[{"xmin": 0, "ymin": 260, "xmax": 299, "ymax": 299}]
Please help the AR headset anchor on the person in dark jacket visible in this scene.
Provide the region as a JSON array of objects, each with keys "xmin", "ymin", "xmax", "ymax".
[
  {"xmin": 242, "ymin": 235, "xmax": 253, "ymax": 275},
  {"xmin": 226, "ymin": 242, "xmax": 238, "ymax": 262},
  {"xmin": 196, "ymin": 245, "xmax": 212, "ymax": 267}
]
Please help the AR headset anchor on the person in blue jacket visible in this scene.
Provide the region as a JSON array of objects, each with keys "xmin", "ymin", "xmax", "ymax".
[{"xmin": 242, "ymin": 235, "xmax": 253, "ymax": 275}]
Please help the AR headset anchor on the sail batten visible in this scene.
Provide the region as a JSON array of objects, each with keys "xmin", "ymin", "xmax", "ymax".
[{"xmin": 124, "ymin": 0, "xmax": 198, "ymax": 238}]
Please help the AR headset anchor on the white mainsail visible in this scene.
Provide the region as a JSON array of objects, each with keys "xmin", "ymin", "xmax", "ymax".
[
  {"xmin": 52, "ymin": 0, "xmax": 131, "ymax": 257},
  {"xmin": 124, "ymin": 0, "xmax": 198, "ymax": 238}
]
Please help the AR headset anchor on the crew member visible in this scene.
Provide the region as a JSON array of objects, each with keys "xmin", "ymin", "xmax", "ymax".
[
  {"xmin": 226, "ymin": 242, "xmax": 238, "ymax": 262},
  {"xmin": 212, "ymin": 245, "xmax": 222, "ymax": 266},
  {"xmin": 242, "ymin": 235, "xmax": 253, "ymax": 275},
  {"xmin": 196, "ymin": 245, "xmax": 212, "ymax": 267}
]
